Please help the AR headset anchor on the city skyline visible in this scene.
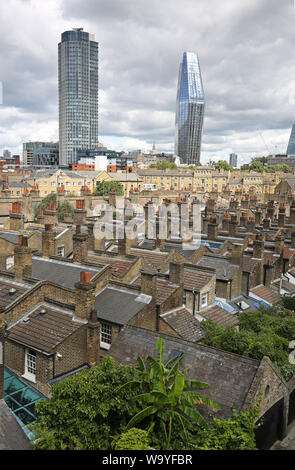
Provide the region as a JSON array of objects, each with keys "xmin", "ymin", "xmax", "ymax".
[{"xmin": 0, "ymin": 0, "xmax": 295, "ymax": 165}]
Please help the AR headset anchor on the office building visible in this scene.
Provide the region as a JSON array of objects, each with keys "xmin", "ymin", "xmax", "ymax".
[
  {"xmin": 23, "ymin": 142, "xmax": 58, "ymax": 166},
  {"xmin": 58, "ymin": 28, "xmax": 98, "ymax": 166},
  {"xmin": 229, "ymin": 153, "xmax": 238, "ymax": 168},
  {"xmin": 175, "ymin": 52, "xmax": 205, "ymax": 165}
]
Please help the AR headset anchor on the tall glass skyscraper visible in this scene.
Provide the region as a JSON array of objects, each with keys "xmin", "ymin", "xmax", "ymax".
[
  {"xmin": 287, "ymin": 124, "xmax": 295, "ymax": 156},
  {"xmin": 58, "ymin": 28, "xmax": 98, "ymax": 166},
  {"xmin": 175, "ymin": 52, "xmax": 205, "ymax": 165}
]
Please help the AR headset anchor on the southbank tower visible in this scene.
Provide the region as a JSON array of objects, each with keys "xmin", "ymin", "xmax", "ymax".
[{"xmin": 58, "ymin": 28, "xmax": 98, "ymax": 166}]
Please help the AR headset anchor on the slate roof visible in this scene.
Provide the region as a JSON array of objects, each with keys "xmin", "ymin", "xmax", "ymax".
[
  {"xmin": 0, "ymin": 399, "xmax": 32, "ymax": 450},
  {"xmin": 161, "ymin": 307, "xmax": 205, "ymax": 342},
  {"xmin": 199, "ymin": 305, "xmax": 239, "ymax": 327},
  {"xmin": 95, "ymin": 287, "xmax": 151, "ymax": 325},
  {"xmin": 131, "ymin": 276, "xmax": 178, "ymax": 304},
  {"xmin": 183, "ymin": 268, "xmax": 213, "ymax": 291},
  {"xmin": 197, "ymin": 256, "xmax": 239, "ymax": 280},
  {"xmin": 251, "ymin": 285, "xmax": 281, "ymax": 305},
  {"xmin": 87, "ymin": 255, "xmax": 131, "ymax": 277},
  {"xmin": 7, "ymin": 304, "xmax": 86, "ymax": 353},
  {"xmin": 31, "ymin": 257, "xmax": 101, "ymax": 288},
  {"xmin": 0, "ymin": 279, "xmax": 29, "ymax": 309},
  {"xmin": 140, "ymin": 240, "xmax": 197, "ymax": 259},
  {"xmin": 0, "ymin": 231, "xmax": 29, "ymax": 245},
  {"xmin": 242, "ymin": 256, "xmax": 261, "ymax": 273},
  {"xmin": 109, "ymin": 326, "xmax": 260, "ymax": 420}
]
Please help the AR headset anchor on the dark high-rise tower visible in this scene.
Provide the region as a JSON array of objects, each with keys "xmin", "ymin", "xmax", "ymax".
[
  {"xmin": 175, "ymin": 52, "xmax": 205, "ymax": 165},
  {"xmin": 58, "ymin": 28, "xmax": 98, "ymax": 166}
]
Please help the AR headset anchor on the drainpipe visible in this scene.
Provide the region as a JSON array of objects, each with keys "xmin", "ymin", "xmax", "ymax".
[{"xmin": 156, "ymin": 304, "xmax": 160, "ymax": 332}]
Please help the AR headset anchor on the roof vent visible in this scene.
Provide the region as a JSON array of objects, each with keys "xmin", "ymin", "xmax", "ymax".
[{"xmin": 9, "ymin": 288, "xmax": 17, "ymax": 295}]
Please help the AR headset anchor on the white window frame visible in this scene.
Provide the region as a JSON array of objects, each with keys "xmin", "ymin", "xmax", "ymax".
[
  {"xmin": 23, "ymin": 348, "xmax": 36, "ymax": 383},
  {"xmin": 100, "ymin": 323, "xmax": 112, "ymax": 350},
  {"xmin": 6, "ymin": 255, "xmax": 14, "ymax": 270},
  {"xmin": 57, "ymin": 246, "xmax": 65, "ymax": 257},
  {"xmin": 201, "ymin": 292, "xmax": 208, "ymax": 308}
]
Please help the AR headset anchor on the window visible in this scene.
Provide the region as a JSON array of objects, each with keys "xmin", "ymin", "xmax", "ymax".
[
  {"xmin": 6, "ymin": 255, "xmax": 14, "ymax": 270},
  {"xmin": 23, "ymin": 349, "xmax": 36, "ymax": 382},
  {"xmin": 100, "ymin": 323, "xmax": 112, "ymax": 349},
  {"xmin": 57, "ymin": 246, "xmax": 65, "ymax": 257},
  {"xmin": 201, "ymin": 293, "xmax": 208, "ymax": 308}
]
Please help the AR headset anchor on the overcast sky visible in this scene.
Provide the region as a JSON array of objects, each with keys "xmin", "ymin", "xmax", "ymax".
[{"xmin": 0, "ymin": 0, "xmax": 295, "ymax": 165}]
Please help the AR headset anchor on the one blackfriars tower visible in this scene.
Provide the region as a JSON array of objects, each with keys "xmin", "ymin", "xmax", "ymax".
[
  {"xmin": 175, "ymin": 52, "xmax": 205, "ymax": 165},
  {"xmin": 58, "ymin": 28, "xmax": 98, "ymax": 166}
]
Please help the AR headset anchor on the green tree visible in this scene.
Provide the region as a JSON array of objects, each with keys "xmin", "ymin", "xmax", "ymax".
[
  {"xmin": 214, "ymin": 160, "xmax": 233, "ymax": 171},
  {"xmin": 34, "ymin": 194, "xmax": 74, "ymax": 222},
  {"xmin": 149, "ymin": 161, "xmax": 177, "ymax": 170},
  {"xmin": 30, "ymin": 357, "xmax": 141, "ymax": 450},
  {"xmin": 194, "ymin": 407, "xmax": 259, "ymax": 450},
  {"xmin": 202, "ymin": 304, "xmax": 295, "ymax": 380},
  {"xmin": 93, "ymin": 181, "xmax": 124, "ymax": 196},
  {"xmin": 114, "ymin": 428, "xmax": 150, "ymax": 450},
  {"xmin": 117, "ymin": 338, "xmax": 220, "ymax": 449}
]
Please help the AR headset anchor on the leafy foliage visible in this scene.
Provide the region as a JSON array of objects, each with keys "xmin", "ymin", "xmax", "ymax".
[
  {"xmin": 194, "ymin": 407, "xmax": 259, "ymax": 450},
  {"xmin": 202, "ymin": 304, "xmax": 295, "ymax": 380},
  {"xmin": 149, "ymin": 161, "xmax": 177, "ymax": 170},
  {"xmin": 117, "ymin": 338, "xmax": 220, "ymax": 449},
  {"xmin": 30, "ymin": 357, "xmax": 141, "ymax": 450},
  {"xmin": 114, "ymin": 428, "xmax": 150, "ymax": 450},
  {"xmin": 34, "ymin": 193, "xmax": 74, "ymax": 222},
  {"xmin": 214, "ymin": 160, "xmax": 233, "ymax": 171},
  {"xmin": 93, "ymin": 181, "xmax": 124, "ymax": 196}
]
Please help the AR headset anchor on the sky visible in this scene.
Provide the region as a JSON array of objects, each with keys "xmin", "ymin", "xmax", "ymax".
[{"xmin": 0, "ymin": 0, "xmax": 295, "ymax": 165}]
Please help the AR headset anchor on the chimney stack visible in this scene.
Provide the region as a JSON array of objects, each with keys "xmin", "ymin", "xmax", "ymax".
[
  {"xmin": 42, "ymin": 224, "xmax": 55, "ymax": 258},
  {"xmin": 44, "ymin": 199, "xmax": 57, "ymax": 226},
  {"xmin": 73, "ymin": 225, "xmax": 88, "ymax": 263},
  {"xmin": 207, "ymin": 217, "xmax": 218, "ymax": 241},
  {"xmin": 231, "ymin": 243, "xmax": 244, "ymax": 266},
  {"xmin": 278, "ymin": 203, "xmax": 286, "ymax": 228},
  {"xmin": 14, "ymin": 235, "xmax": 32, "ymax": 281},
  {"xmin": 9, "ymin": 202, "xmax": 23, "ymax": 231},
  {"xmin": 74, "ymin": 271, "xmax": 95, "ymax": 320},
  {"xmin": 87, "ymin": 308, "xmax": 100, "ymax": 367},
  {"xmin": 74, "ymin": 199, "xmax": 87, "ymax": 225}
]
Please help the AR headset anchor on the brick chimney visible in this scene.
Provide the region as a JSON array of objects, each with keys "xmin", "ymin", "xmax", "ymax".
[
  {"xmin": 141, "ymin": 270, "xmax": 157, "ymax": 297},
  {"xmin": 275, "ymin": 231, "xmax": 284, "ymax": 255},
  {"xmin": 222, "ymin": 214, "xmax": 231, "ymax": 232},
  {"xmin": 169, "ymin": 261, "xmax": 184, "ymax": 287},
  {"xmin": 37, "ymin": 209, "xmax": 45, "ymax": 225},
  {"xmin": 44, "ymin": 199, "xmax": 57, "ymax": 226},
  {"xmin": 9, "ymin": 202, "xmax": 23, "ymax": 231},
  {"xmin": 264, "ymin": 262, "xmax": 274, "ymax": 287},
  {"xmin": 74, "ymin": 199, "xmax": 87, "ymax": 225},
  {"xmin": 74, "ymin": 271, "xmax": 95, "ymax": 320},
  {"xmin": 87, "ymin": 308, "xmax": 100, "ymax": 367},
  {"xmin": 87, "ymin": 222, "xmax": 95, "ymax": 251},
  {"xmin": 263, "ymin": 217, "xmax": 271, "ymax": 230},
  {"xmin": 240, "ymin": 212, "xmax": 248, "ymax": 228},
  {"xmin": 14, "ymin": 235, "xmax": 32, "ymax": 281},
  {"xmin": 278, "ymin": 203, "xmax": 286, "ymax": 228},
  {"xmin": 229, "ymin": 214, "xmax": 238, "ymax": 236},
  {"xmin": 73, "ymin": 225, "xmax": 88, "ymax": 263},
  {"xmin": 253, "ymin": 234, "xmax": 264, "ymax": 259},
  {"xmin": 267, "ymin": 201, "xmax": 275, "ymax": 221},
  {"xmin": 42, "ymin": 224, "xmax": 55, "ymax": 258},
  {"xmin": 207, "ymin": 217, "xmax": 218, "ymax": 241},
  {"xmin": 231, "ymin": 243, "xmax": 243, "ymax": 266},
  {"xmin": 255, "ymin": 210, "xmax": 262, "ymax": 226},
  {"xmin": 246, "ymin": 217, "xmax": 255, "ymax": 233}
]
